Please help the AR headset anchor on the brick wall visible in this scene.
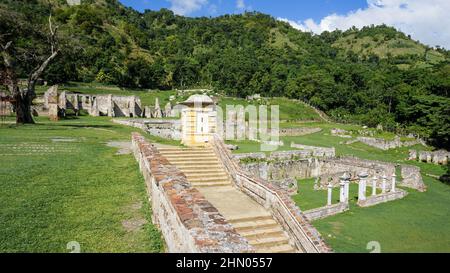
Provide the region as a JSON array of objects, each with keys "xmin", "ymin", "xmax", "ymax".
[{"xmin": 131, "ymin": 133, "xmax": 253, "ymax": 253}]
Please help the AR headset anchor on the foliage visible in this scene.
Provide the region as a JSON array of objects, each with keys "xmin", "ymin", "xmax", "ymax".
[{"xmin": 1, "ymin": 0, "xmax": 449, "ymax": 147}]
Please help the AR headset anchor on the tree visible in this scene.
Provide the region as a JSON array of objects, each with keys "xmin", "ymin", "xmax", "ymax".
[{"xmin": 1, "ymin": 15, "xmax": 59, "ymax": 124}]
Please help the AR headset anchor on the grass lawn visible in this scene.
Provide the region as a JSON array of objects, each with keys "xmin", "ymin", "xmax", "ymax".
[{"xmin": 0, "ymin": 116, "xmax": 163, "ymax": 253}]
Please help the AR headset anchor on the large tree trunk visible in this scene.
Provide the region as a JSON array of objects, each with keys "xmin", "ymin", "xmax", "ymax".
[{"xmin": 14, "ymin": 92, "xmax": 34, "ymax": 124}]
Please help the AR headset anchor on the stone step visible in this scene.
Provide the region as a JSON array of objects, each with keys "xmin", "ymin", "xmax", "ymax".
[
  {"xmin": 167, "ymin": 160, "xmax": 221, "ymax": 166},
  {"xmin": 177, "ymin": 165, "xmax": 224, "ymax": 172},
  {"xmin": 163, "ymin": 155, "xmax": 218, "ymax": 160},
  {"xmin": 191, "ymin": 182, "xmax": 231, "ymax": 188},
  {"xmin": 238, "ymin": 226, "xmax": 285, "ymax": 240},
  {"xmin": 188, "ymin": 177, "xmax": 230, "ymax": 183},
  {"xmin": 158, "ymin": 147, "xmax": 213, "ymax": 152},
  {"xmin": 255, "ymin": 244, "xmax": 296, "ymax": 253},
  {"xmin": 164, "ymin": 157, "xmax": 220, "ymax": 162},
  {"xmin": 232, "ymin": 219, "xmax": 279, "ymax": 232},
  {"xmin": 248, "ymin": 235, "xmax": 289, "ymax": 248},
  {"xmin": 159, "ymin": 150, "xmax": 215, "ymax": 155},
  {"xmin": 180, "ymin": 169, "xmax": 226, "ymax": 174},
  {"xmin": 185, "ymin": 173, "xmax": 229, "ymax": 180},
  {"xmin": 161, "ymin": 153, "xmax": 216, "ymax": 158},
  {"xmin": 228, "ymin": 215, "xmax": 274, "ymax": 224}
]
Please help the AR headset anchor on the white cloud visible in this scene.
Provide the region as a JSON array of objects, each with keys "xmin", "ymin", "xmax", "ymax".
[
  {"xmin": 237, "ymin": 0, "xmax": 246, "ymax": 9},
  {"xmin": 279, "ymin": 0, "xmax": 450, "ymax": 49},
  {"xmin": 167, "ymin": 0, "xmax": 208, "ymax": 15}
]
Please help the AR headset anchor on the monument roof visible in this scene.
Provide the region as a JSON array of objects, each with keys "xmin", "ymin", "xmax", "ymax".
[{"xmin": 181, "ymin": 94, "xmax": 214, "ymax": 106}]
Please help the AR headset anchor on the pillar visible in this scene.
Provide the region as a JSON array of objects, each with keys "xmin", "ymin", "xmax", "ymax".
[
  {"xmin": 372, "ymin": 176, "xmax": 378, "ymax": 196},
  {"xmin": 344, "ymin": 173, "xmax": 350, "ymax": 202},
  {"xmin": 339, "ymin": 177, "xmax": 346, "ymax": 203},
  {"xmin": 327, "ymin": 183, "xmax": 333, "ymax": 206},
  {"xmin": 358, "ymin": 172, "xmax": 368, "ymax": 201},
  {"xmin": 391, "ymin": 173, "xmax": 397, "ymax": 193},
  {"xmin": 382, "ymin": 175, "xmax": 387, "ymax": 194}
]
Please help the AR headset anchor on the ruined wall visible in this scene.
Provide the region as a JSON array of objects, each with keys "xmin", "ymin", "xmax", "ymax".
[
  {"xmin": 303, "ymin": 203, "xmax": 349, "ymax": 221},
  {"xmin": 131, "ymin": 133, "xmax": 253, "ymax": 253},
  {"xmin": 279, "ymin": 127, "xmax": 322, "ymax": 136},
  {"xmin": 401, "ymin": 165, "xmax": 426, "ymax": 192},
  {"xmin": 409, "ymin": 150, "xmax": 449, "ymax": 165},
  {"xmin": 357, "ymin": 136, "xmax": 425, "ymax": 150},
  {"xmin": 357, "ymin": 190, "xmax": 408, "ymax": 207},
  {"xmin": 211, "ymin": 135, "xmax": 331, "ymax": 253},
  {"xmin": 113, "ymin": 119, "xmax": 182, "ymax": 140},
  {"xmin": 237, "ymin": 154, "xmax": 426, "ymax": 192}
]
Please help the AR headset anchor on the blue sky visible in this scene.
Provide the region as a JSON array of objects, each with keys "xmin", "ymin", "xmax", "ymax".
[
  {"xmin": 118, "ymin": 0, "xmax": 450, "ymax": 49},
  {"xmin": 119, "ymin": 0, "xmax": 368, "ymax": 23}
]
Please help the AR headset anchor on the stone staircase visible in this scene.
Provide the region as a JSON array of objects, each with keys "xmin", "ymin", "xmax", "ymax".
[{"xmin": 158, "ymin": 146, "xmax": 297, "ymax": 253}]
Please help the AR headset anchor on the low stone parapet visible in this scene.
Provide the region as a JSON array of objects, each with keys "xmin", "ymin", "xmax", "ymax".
[
  {"xmin": 303, "ymin": 203, "xmax": 349, "ymax": 221},
  {"xmin": 279, "ymin": 127, "xmax": 322, "ymax": 136},
  {"xmin": 131, "ymin": 133, "xmax": 252, "ymax": 253},
  {"xmin": 357, "ymin": 189, "xmax": 408, "ymax": 207},
  {"xmin": 357, "ymin": 136, "xmax": 425, "ymax": 150},
  {"xmin": 115, "ymin": 119, "xmax": 181, "ymax": 140}
]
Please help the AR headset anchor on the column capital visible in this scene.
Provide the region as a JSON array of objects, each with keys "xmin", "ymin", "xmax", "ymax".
[{"xmin": 358, "ymin": 172, "xmax": 369, "ymax": 179}]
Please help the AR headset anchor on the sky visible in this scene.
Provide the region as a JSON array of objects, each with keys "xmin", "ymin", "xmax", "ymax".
[{"xmin": 119, "ymin": 0, "xmax": 450, "ymax": 49}]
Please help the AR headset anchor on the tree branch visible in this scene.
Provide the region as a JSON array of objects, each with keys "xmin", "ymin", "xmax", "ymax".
[{"xmin": 27, "ymin": 15, "xmax": 59, "ymax": 93}]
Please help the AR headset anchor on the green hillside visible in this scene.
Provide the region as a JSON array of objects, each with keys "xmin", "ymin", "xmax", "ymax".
[{"xmin": 331, "ymin": 25, "xmax": 447, "ymax": 69}]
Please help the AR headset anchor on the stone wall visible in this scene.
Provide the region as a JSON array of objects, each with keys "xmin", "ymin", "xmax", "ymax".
[
  {"xmin": 303, "ymin": 203, "xmax": 349, "ymax": 221},
  {"xmin": 237, "ymin": 154, "xmax": 426, "ymax": 192},
  {"xmin": 211, "ymin": 135, "xmax": 331, "ymax": 253},
  {"xmin": 279, "ymin": 127, "xmax": 322, "ymax": 136},
  {"xmin": 409, "ymin": 150, "xmax": 449, "ymax": 165},
  {"xmin": 357, "ymin": 136, "xmax": 425, "ymax": 150},
  {"xmin": 401, "ymin": 165, "xmax": 427, "ymax": 192},
  {"xmin": 131, "ymin": 133, "xmax": 253, "ymax": 253},
  {"xmin": 63, "ymin": 93, "xmax": 142, "ymax": 117},
  {"xmin": 290, "ymin": 142, "xmax": 336, "ymax": 158},
  {"xmin": 357, "ymin": 189, "xmax": 408, "ymax": 207},
  {"xmin": 113, "ymin": 119, "xmax": 182, "ymax": 140}
]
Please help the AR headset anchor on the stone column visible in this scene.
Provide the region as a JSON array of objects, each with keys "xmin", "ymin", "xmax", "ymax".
[
  {"xmin": 358, "ymin": 172, "xmax": 368, "ymax": 201},
  {"xmin": 327, "ymin": 183, "xmax": 333, "ymax": 206},
  {"xmin": 391, "ymin": 173, "xmax": 397, "ymax": 193},
  {"xmin": 339, "ymin": 177, "xmax": 346, "ymax": 203},
  {"xmin": 344, "ymin": 173, "xmax": 350, "ymax": 202},
  {"xmin": 372, "ymin": 176, "xmax": 378, "ymax": 196},
  {"xmin": 382, "ymin": 175, "xmax": 387, "ymax": 194},
  {"xmin": 108, "ymin": 94, "xmax": 114, "ymax": 117}
]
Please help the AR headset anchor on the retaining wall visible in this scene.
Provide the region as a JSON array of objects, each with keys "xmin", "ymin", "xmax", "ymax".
[
  {"xmin": 303, "ymin": 203, "xmax": 349, "ymax": 221},
  {"xmin": 131, "ymin": 133, "xmax": 252, "ymax": 253}
]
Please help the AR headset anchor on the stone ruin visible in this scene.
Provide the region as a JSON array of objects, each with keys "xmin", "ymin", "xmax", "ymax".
[
  {"xmin": 357, "ymin": 136, "xmax": 425, "ymax": 150},
  {"xmin": 330, "ymin": 128, "xmax": 352, "ymax": 138},
  {"xmin": 279, "ymin": 127, "xmax": 322, "ymax": 136},
  {"xmin": 409, "ymin": 150, "xmax": 449, "ymax": 165},
  {"xmin": 37, "ymin": 85, "xmax": 180, "ymax": 119},
  {"xmin": 236, "ymin": 153, "xmax": 426, "ymax": 193}
]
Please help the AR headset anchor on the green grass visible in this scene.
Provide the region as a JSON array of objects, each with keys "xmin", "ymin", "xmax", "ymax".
[
  {"xmin": 219, "ymin": 96, "xmax": 321, "ymax": 122},
  {"xmin": 0, "ymin": 116, "xmax": 163, "ymax": 252}
]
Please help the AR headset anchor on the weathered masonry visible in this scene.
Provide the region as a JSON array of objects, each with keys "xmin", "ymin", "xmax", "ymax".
[{"xmin": 131, "ymin": 133, "xmax": 252, "ymax": 253}]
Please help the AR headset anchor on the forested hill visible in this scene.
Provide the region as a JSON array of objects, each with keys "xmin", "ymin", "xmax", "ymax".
[{"xmin": 0, "ymin": 0, "xmax": 449, "ymax": 148}]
